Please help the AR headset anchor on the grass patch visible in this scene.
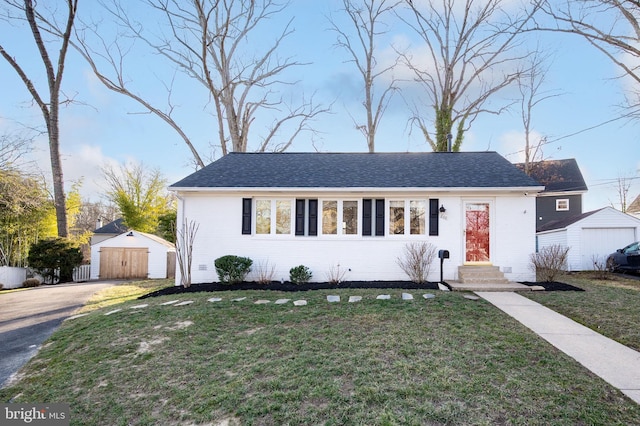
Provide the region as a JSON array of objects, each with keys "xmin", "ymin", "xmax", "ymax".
[
  {"xmin": 1, "ymin": 288, "xmax": 639, "ymax": 425},
  {"xmin": 78, "ymin": 279, "xmax": 172, "ymax": 313},
  {"xmin": 526, "ymin": 273, "xmax": 640, "ymax": 351}
]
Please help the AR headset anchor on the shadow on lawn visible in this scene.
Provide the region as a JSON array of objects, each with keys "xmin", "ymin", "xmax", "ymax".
[{"xmin": 519, "ymin": 281, "xmax": 585, "ymax": 291}]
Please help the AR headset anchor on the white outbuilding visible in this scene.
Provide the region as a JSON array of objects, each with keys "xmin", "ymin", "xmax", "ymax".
[
  {"xmin": 90, "ymin": 230, "xmax": 176, "ymax": 280},
  {"xmin": 536, "ymin": 206, "xmax": 640, "ymax": 271}
]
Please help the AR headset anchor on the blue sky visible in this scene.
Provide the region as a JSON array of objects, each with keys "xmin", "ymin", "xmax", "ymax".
[{"xmin": 0, "ymin": 0, "xmax": 638, "ymax": 211}]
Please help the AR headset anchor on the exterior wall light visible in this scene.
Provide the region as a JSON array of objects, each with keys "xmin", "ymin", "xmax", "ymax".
[
  {"xmin": 439, "ymin": 205, "xmax": 446, "ymax": 213},
  {"xmin": 126, "ymin": 231, "xmax": 134, "ymax": 237}
]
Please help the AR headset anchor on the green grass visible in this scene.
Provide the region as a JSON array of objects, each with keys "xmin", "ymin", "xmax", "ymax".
[
  {"xmin": 526, "ymin": 273, "xmax": 640, "ymax": 351},
  {"xmin": 78, "ymin": 279, "xmax": 172, "ymax": 313},
  {"xmin": 1, "ymin": 283, "xmax": 640, "ymax": 425}
]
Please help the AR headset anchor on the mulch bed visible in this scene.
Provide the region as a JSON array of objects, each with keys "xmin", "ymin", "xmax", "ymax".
[
  {"xmin": 140, "ymin": 280, "xmax": 585, "ymax": 299},
  {"xmin": 519, "ymin": 281, "xmax": 585, "ymax": 291},
  {"xmin": 140, "ymin": 281, "xmax": 440, "ymax": 299}
]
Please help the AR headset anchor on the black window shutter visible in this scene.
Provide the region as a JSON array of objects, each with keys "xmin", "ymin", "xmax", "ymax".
[
  {"xmin": 308, "ymin": 199, "xmax": 318, "ymax": 236},
  {"xmin": 295, "ymin": 199, "xmax": 305, "ymax": 236},
  {"xmin": 241, "ymin": 198, "xmax": 252, "ymax": 235},
  {"xmin": 362, "ymin": 199, "xmax": 372, "ymax": 236},
  {"xmin": 375, "ymin": 199, "xmax": 385, "ymax": 236},
  {"xmin": 429, "ymin": 198, "xmax": 439, "ymax": 236}
]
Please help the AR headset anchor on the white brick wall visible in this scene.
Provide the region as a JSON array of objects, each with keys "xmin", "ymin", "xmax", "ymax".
[{"xmin": 174, "ymin": 190, "xmax": 538, "ymax": 285}]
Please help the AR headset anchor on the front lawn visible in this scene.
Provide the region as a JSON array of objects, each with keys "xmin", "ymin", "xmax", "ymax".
[
  {"xmin": 1, "ymin": 283, "xmax": 639, "ymax": 425},
  {"xmin": 525, "ymin": 273, "xmax": 640, "ymax": 351}
]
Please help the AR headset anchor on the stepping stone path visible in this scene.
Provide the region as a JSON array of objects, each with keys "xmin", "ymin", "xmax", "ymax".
[
  {"xmin": 207, "ymin": 297, "xmax": 223, "ymax": 303},
  {"xmin": 376, "ymin": 294, "xmax": 391, "ymax": 300},
  {"xmin": 254, "ymin": 300, "xmax": 270, "ymax": 305},
  {"xmin": 104, "ymin": 309, "xmax": 122, "ymax": 316},
  {"xmin": 464, "ymin": 295, "xmax": 480, "ymax": 301},
  {"xmin": 161, "ymin": 300, "xmax": 180, "ymax": 306},
  {"xmin": 174, "ymin": 301, "xmax": 194, "ymax": 306},
  {"xmin": 293, "ymin": 300, "xmax": 307, "ymax": 306},
  {"xmin": 275, "ymin": 299, "xmax": 290, "ymax": 304},
  {"xmin": 348, "ymin": 296, "xmax": 362, "ymax": 303},
  {"xmin": 423, "ymin": 293, "xmax": 435, "ymax": 300},
  {"xmin": 327, "ymin": 295, "xmax": 340, "ymax": 303},
  {"xmin": 402, "ymin": 293, "xmax": 414, "ymax": 300},
  {"xmin": 438, "ymin": 283, "xmax": 450, "ymax": 291},
  {"xmin": 130, "ymin": 304, "xmax": 149, "ymax": 309},
  {"xmin": 232, "ymin": 297, "xmax": 247, "ymax": 302},
  {"xmin": 66, "ymin": 313, "xmax": 88, "ymax": 321}
]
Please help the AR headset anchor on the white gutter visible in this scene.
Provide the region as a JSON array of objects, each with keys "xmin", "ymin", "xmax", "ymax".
[{"xmin": 169, "ymin": 186, "xmax": 545, "ymax": 194}]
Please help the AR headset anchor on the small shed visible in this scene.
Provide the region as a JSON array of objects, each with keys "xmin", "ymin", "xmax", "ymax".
[
  {"xmin": 537, "ymin": 207, "xmax": 640, "ymax": 271},
  {"xmin": 90, "ymin": 231, "xmax": 176, "ymax": 280}
]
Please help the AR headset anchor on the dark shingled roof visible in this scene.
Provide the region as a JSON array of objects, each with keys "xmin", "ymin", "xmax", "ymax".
[
  {"xmin": 537, "ymin": 208, "xmax": 604, "ymax": 232},
  {"xmin": 170, "ymin": 152, "xmax": 541, "ymax": 189},
  {"xmin": 94, "ymin": 218, "xmax": 128, "ymax": 234},
  {"xmin": 515, "ymin": 159, "xmax": 587, "ymax": 193}
]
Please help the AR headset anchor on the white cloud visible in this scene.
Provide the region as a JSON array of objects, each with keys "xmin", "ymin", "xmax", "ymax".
[{"xmin": 496, "ymin": 130, "xmax": 548, "ymax": 163}]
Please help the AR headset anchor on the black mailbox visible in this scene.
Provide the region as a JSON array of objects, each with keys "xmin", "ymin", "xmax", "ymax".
[{"xmin": 438, "ymin": 249, "xmax": 449, "ymax": 284}]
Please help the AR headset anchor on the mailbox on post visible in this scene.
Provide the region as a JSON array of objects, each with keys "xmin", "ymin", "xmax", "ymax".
[{"xmin": 438, "ymin": 250, "xmax": 450, "ymax": 283}]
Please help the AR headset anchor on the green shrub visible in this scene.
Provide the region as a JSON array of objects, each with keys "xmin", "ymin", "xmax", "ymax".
[
  {"xmin": 289, "ymin": 265, "xmax": 312, "ymax": 284},
  {"xmin": 27, "ymin": 238, "xmax": 83, "ymax": 284},
  {"xmin": 22, "ymin": 278, "xmax": 41, "ymax": 288},
  {"xmin": 214, "ymin": 255, "xmax": 252, "ymax": 284}
]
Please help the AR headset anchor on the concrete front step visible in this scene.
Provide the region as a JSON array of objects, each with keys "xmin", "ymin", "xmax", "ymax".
[
  {"xmin": 458, "ymin": 266, "xmax": 509, "ymax": 284},
  {"xmin": 448, "ymin": 281, "xmax": 538, "ymax": 292}
]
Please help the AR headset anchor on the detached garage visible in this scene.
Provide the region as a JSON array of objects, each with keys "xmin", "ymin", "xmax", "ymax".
[
  {"xmin": 90, "ymin": 231, "xmax": 176, "ymax": 280},
  {"xmin": 537, "ymin": 207, "xmax": 640, "ymax": 271}
]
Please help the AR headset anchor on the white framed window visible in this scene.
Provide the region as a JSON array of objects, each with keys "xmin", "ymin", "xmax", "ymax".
[
  {"xmin": 389, "ymin": 200, "xmax": 405, "ymax": 235},
  {"xmin": 556, "ymin": 199, "xmax": 569, "ymax": 211},
  {"xmin": 389, "ymin": 199, "xmax": 427, "ymax": 235},
  {"xmin": 410, "ymin": 200, "xmax": 426, "ymax": 235},
  {"xmin": 255, "ymin": 199, "xmax": 292, "ymax": 235},
  {"xmin": 320, "ymin": 199, "xmax": 359, "ymax": 235}
]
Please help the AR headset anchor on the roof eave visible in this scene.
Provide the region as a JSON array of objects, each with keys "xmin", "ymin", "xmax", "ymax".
[{"xmin": 169, "ymin": 185, "xmax": 545, "ymax": 193}]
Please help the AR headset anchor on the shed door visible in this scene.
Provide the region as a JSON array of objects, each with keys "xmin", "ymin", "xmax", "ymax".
[
  {"xmin": 99, "ymin": 247, "xmax": 149, "ymax": 279},
  {"xmin": 581, "ymin": 228, "xmax": 636, "ymax": 270}
]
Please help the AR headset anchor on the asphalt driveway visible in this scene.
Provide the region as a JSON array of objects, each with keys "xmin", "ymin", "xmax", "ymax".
[{"xmin": 0, "ymin": 281, "xmax": 117, "ymax": 388}]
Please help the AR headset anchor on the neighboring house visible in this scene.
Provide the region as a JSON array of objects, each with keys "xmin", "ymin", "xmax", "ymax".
[
  {"xmin": 628, "ymin": 194, "xmax": 640, "ymax": 219},
  {"xmin": 169, "ymin": 152, "xmax": 543, "ymax": 285},
  {"xmin": 515, "ymin": 159, "xmax": 588, "ymax": 231},
  {"xmin": 90, "ymin": 230, "xmax": 176, "ymax": 280},
  {"xmin": 90, "ymin": 218, "xmax": 129, "ymax": 245},
  {"xmin": 536, "ymin": 206, "xmax": 640, "ymax": 271}
]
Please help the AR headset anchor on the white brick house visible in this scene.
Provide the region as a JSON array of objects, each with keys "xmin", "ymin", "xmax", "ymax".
[{"xmin": 169, "ymin": 152, "xmax": 543, "ymax": 285}]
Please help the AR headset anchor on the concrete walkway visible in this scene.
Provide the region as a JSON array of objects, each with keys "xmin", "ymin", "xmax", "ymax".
[{"xmin": 477, "ymin": 291, "xmax": 640, "ymax": 405}]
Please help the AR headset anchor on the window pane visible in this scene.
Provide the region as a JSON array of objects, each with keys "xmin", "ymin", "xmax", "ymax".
[
  {"xmin": 410, "ymin": 200, "xmax": 426, "ymax": 234},
  {"xmin": 343, "ymin": 201, "xmax": 358, "ymax": 235},
  {"xmin": 389, "ymin": 200, "xmax": 404, "ymax": 235},
  {"xmin": 256, "ymin": 200, "xmax": 271, "ymax": 234},
  {"xmin": 276, "ymin": 200, "xmax": 291, "ymax": 234},
  {"xmin": 322, "ymin": 200, "xmax": 338, "ymax": 234}
]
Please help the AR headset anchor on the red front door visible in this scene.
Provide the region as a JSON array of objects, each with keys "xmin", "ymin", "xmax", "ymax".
[{"xmin": 465, "ymin": 203, "xmax": 490, "ymax": 263}]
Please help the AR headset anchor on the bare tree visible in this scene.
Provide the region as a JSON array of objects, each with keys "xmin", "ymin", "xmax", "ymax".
[
  {"xmin": 74, "ymin": 0, "xmax": 327, "ymax": 161},
  {"xmin": 610, "ymin": 173, "xmax": 634, "ymax": 212},
  {"xmin": 174, "ymin": 218, "xmax": 199, "ymax": 288},
  {"xmin": 0, "ymin": 131, "xmax": 33, "ymax": 170},
  {"xmin": 517, "ymin": 49, "xmax": 562, "ymax": 174},
  {"xmin": 534, "ymin": 0, "xmax": 640, "ymax": 117},
  {"xmin": 330, "ymin": 0, "xmax": 400, "ymax": 152},
  {"xmin": 400, "ymin": 0, "xmax": 541, "ymax": 151},
  {"xmin": 0, "ymin": 0, "xmax": 77, "ymax": 237}
]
